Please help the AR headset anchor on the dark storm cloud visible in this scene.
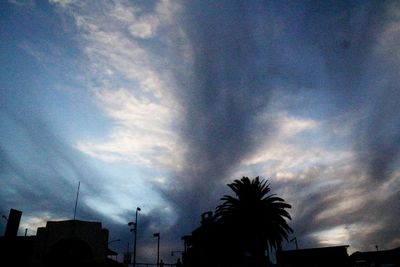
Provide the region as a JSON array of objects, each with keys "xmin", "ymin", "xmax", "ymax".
[
  {"xmin": 301, "ymin": 1, "xmax": 384, "ymax": 96},
  {"xmin": 163, "ymin": 0, "xmax": 305, "ymax": 231},
  {"xmin": 356, "ymin": 70, "xmax": 400, "ymax": 181},
  {"xmin": 299, "ymin": 1, "xmax": 400, "ymax": 181},
  {"xmin": 157, "ymin": 0, "xmax": 400, "ymax": 250}
]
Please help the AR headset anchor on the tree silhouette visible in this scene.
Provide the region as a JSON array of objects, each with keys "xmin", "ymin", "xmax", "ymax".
[{"xmin": 215, "ymin": 176, "xmax": 293, "ymax": 265}]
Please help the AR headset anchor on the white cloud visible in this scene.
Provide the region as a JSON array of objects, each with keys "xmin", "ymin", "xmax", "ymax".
[
  {"xmin": 55, "ymin": 1, "xmax": 187, "ymax": 171},
  {"xmin": 311, "ymin": 225, "xmax": 351, "ymax": 246},
  {"xmin": 127, "ymin": 0, "xmax": 180, "ymax": 39},
  {"xmin": 20, "ymin": 213, "xmax": 68, "ymax": 235},
  {"xmin": 129, "ymin": 16, "xmax": 160, "ymax": 39},
  {"xmin": 34, "ymin": 0, "xmax": 188, "ymax": 225},
  {"xmin": 241, "ymin": 113, "xmax": 352, "ymax": 172},
  {"xmin": 315, "ymin": 191, "xmax": 365, "ymax": 221},
  {"xmin": 76, "ymin": 87, "xmax": 183, "ymax": 168},
  {"xmin": 275, "ymin": 115, "xmax": 317, "ymax": 138}
]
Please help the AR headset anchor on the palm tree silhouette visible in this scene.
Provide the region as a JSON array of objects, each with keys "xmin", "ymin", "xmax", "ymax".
[{"xmin": 215, "ymin": 176, "xmax": 292, "ymax": 264}]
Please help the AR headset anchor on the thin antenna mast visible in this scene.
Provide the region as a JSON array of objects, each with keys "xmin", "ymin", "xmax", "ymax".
[{"xmin": 73, "ymin": 181, "xmax": 81, "ymax": 220}]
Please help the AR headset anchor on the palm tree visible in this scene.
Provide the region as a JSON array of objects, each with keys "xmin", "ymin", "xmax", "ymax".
[{"xmin": 215, "ymin": 176, "xmax": 292, "ymax": 264}]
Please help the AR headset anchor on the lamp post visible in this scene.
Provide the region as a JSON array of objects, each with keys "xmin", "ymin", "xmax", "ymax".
[
  {"xmin": 153, "ymin": 233, "xmax": 160, "ymax": 267},
  {"xmin": 128, "ymin": 207, "xmax": 141, "ymax": 267}
]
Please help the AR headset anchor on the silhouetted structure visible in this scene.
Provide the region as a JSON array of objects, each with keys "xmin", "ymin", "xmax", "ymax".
[
  {"xmin": 276, "ymin": 245, "xmax": 350, "ymax": 267},
  {"xmin": 0, "ymin": 208, "xmax": 123, "ymax": 267},
  {"xmin": 4, "ymin": 208, "xmax": 22, "ymax": 237},
  {"xmin": 182, "ymin": 212, "xmax": 218, "ymax": 267},
  {"xmin": 350, "ymin": 247, "xmax": 400, "ymax": 267},
  {"xmin": 0, "ymin": 235, "xmax": 36, "ymax": 266},
  {"xmin": 182, "ymin": 211, "xmax": 274, "ymax": 267},
  {"xmin": 32, "ymin": 220, "xmax": 109, "ymax": 267},
  {"xmin": 182, "ymin": 176, "xmax": 292, "ymax": 267},
  {"xmin": 0, "ymin": 208, "xmax": 35, "ymax": 265},
  {"xmin": 176, "ymin": 258, "xmax": 182, "ymax": 267}
]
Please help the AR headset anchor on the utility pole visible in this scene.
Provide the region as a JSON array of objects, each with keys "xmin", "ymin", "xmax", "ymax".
[{"xmin": 153, "ymin": 233, "xmax": 160, "ymax": 267}]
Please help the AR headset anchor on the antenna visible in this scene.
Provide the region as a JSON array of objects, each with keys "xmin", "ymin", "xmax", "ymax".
[{"xmin": 73, "ymin": 181, "xmax": 81, "ymax": 220}]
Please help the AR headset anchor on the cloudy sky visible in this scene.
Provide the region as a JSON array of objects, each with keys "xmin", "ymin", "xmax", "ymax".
[{"xmin": 1, "ymin": 0, "xmax": 400, "ymax": 262}]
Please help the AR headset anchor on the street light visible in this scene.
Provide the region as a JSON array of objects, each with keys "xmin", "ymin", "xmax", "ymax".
[
  {"xmin": 128, "ymin": 207, "xmax": 141, "ymax": 267},
  {"xmin": 153, "ymin": 233, "xmax": 160, "ymax": 267}
]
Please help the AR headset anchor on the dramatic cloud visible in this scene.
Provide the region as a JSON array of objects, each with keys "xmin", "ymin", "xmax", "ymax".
[
  {"xmin": 1, "ymin": 0, "xmax": 400, "ymax": 263},
  {"xmin": 164, "ymin": 0, "xmax": 400, "ymax": 252}
]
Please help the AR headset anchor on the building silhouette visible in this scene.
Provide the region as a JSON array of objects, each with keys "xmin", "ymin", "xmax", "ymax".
[
  {"xmin": 32, "ymin": 220, "xmax": 109, "ymax": 267},
  {"xmin": 181, "ymin": 211, "xmax": 274, "ymax": 267},
  {"xmin": 350, "ymin": 247, "xmax": 400, "ymax": 267},
  {"xmin": 0, "ymin": 208, "xmax": 123, "ymax": 267},
  {"xmin": 276, "ymin": 245, "xmax": 351, "ymax": 267}
]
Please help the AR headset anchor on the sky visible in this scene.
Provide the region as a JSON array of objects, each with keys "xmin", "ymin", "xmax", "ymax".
[{"xmin": 1, "ymin": 0, "xmax": 400, "ymax": 263}]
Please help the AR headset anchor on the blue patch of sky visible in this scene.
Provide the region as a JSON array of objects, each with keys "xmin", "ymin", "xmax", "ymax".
[
  {"xmin": 1, "ymin": 1, "xmax": 113, "ymax": 143},
  {"xmin": 0, "ymin": 113, "xmax": 39, "ymax": 169},
  {"xmin": 86, "ymin": 158, "xmax": 169, "ymax": 207}
]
